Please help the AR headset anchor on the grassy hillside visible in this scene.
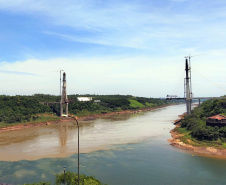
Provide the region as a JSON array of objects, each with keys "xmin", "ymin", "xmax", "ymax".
[{"xmin": 129, "ymin": 99, "xmax": 145, "ymax": 108}]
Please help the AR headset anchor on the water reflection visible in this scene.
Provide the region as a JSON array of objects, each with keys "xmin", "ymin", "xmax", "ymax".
[{"xmin": 59, "ymin": 122, "xmax": 68, "ymax": 146}]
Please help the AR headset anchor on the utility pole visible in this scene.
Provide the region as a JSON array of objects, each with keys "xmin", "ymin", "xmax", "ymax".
[
  {"xmin": 72, "ymin": 116, "xmax": 80, "ymax": 185},
  {"xmin": 63, "ymin": 166, "xmax": 67, "ymax": 185}
]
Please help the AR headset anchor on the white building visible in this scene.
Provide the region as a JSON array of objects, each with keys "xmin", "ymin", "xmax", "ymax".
[{"xmin": 77, "ymin": 97, "xmax": 92, "ymax": 102}]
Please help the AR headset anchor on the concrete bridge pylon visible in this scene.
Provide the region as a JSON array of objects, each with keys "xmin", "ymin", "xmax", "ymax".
[
  {"xmin": 184, "ymin": 57, "xmax": 192, "ymax": 115},
  {"xmin": 60, "ymin": 72, "xmax": 68, "ymax": 117}
]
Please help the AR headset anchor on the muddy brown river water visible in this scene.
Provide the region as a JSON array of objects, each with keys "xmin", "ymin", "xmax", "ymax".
[{"xmin": 0, "ymin": 107, "xmax": 172, "ymax": 161}]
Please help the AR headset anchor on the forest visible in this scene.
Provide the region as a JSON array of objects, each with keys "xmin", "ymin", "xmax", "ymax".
[
  {"xmin": 0, "ymin": 94, "xmax": 174, "ymax": 125},
  {"xmin": 180, "ymin": 98, "xmax": 226, "ymax": 141},
  {"xmin": 0, "ymin": 95, "xmax": 53, "ymax": 124}
]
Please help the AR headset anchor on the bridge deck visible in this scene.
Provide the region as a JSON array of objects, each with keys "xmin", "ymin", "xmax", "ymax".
[
  {"xmin": 166, "ymin": 97, "xmax": 225, "ymax": 100},
  {"xmin": 191, "ymin": 97, "xmax": 226, "ymax": 100}
]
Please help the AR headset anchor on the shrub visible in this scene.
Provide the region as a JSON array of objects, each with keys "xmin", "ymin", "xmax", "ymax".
[{"xmin": 55, "ymin": 171, "xmax": 104, "ymax": 185}]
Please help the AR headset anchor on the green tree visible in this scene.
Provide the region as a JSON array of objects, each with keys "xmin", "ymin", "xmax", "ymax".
[{"xmin": 55, "ymin": 171, "xmax": 104, "ymax": 185}]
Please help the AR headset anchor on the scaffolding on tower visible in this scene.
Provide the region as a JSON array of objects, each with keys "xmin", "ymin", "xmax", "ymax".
[{"xmin": 60, "ymin": 72, "xmax": 68, "ymax": 117}]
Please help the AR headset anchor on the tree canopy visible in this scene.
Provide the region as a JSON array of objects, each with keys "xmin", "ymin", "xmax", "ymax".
[
  {"xmin": 0, "ymin": 94, "xmax": 175, "ymax": 124},
  {"xmin": 181, "ymin": 98, "xmax": 226, "ymax": 141}
]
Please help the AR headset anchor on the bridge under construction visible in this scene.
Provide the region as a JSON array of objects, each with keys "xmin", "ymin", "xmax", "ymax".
[
  {"xmin": 40, "ymin": 72, "xmax": 69, "ymax": 117},
  {"xmin": 166, "ymin": 56, "xmax": 225, "ymax": 115}
]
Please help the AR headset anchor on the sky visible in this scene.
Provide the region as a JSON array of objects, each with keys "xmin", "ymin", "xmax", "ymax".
[{"xmin": 0, "ymin": 0, "xmax": 225, "ymax": 98}]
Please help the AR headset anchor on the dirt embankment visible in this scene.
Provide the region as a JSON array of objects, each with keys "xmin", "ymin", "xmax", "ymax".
[
  {"xmin": 0, "ymin": 105, "xmax": 168, "ymax": 133},
  {"xmin": 168, "ymin": 115, "xmax": 226, "ymax": 157}
]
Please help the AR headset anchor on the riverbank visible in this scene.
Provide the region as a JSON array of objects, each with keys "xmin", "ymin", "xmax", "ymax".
[
  {"xmin": 168, "ymin": 117, "xmax": 226, "ymax": 158},
  {"xmin": 0, "ymin": 105, "xmax": 169, "ymax": 133}
]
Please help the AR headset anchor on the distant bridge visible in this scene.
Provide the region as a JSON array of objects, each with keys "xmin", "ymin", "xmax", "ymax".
[
  {"xmin": 191, "ymin": 97, "xmax": 226, "ymax": 100},
  {"xmin": 166, "ymin": 96, "xmax": 225, "ymax": 100}
]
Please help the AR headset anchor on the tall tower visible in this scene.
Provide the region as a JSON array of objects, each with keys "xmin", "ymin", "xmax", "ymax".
[
  {"xmin": 60, "ymin": 72, "xmax": 68, "ymax": 117},
  {"xmin": 185, "ymin": 58, "xmax": 191, "ymax": 115}
]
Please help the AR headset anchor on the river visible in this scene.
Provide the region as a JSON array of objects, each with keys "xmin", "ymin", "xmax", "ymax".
[{"xmin": 1, "ymin": 104, "xmax": 226, "ymax": 184}]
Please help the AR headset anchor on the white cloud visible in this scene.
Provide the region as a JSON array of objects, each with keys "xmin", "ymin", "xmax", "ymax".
[
  {"xmin": 0, "ymin": 55, "xmax": 225, "ymax": 97},
  {"xmin": 0, "ymin": 70, "xmax": 38, "ymax": 76}
]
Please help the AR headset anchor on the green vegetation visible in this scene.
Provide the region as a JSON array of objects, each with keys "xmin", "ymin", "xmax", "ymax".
[
  {"xmin": 55, "ymin": 171, "xmax": 105, "ymax": 185},
  {"xmin": 0, "ymin": 94, "xmax": 175, "ymax": 126},
  {"xmin": 177, "ymin": 98, "xmax": 226, "ymax": 148},
  {"xmin": 175, "ymin": 127, "xmax": 189, "ymax": 134},
  {"xmin": 63, "ymin": 94, "xmax": 174, "ymax": 116},
  {"xmin": 23, "ymin": 171, "xmax": 104, "ymax": 185},
  {"xmin": 0, "ymin": 95, "xmax": 56, "ymax": 126},
  {"xmin": 68, "ymin": 95, "xmax": 174, "ymax": 116},
  {"xmin": 68, "ymin": 95, "xmax": 131, "ymax": 115},
  {"xmin": 129, "ymin": 99, "xmax": 145, "ymax": 108}
]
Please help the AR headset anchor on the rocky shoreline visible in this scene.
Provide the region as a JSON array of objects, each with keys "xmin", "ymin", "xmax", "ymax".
[
  {"xmin": 168, "ymin": 117, "xmax": 226, "ymax": 158},
  {"xmin": 0, "ymin": 105, "xmax": 168, "ymax": 133}
]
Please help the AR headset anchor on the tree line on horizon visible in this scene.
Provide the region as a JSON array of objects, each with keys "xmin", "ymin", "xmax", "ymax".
[{"xmin": 0, "ymin": 94, "xmax": 177, "ymax": 124}]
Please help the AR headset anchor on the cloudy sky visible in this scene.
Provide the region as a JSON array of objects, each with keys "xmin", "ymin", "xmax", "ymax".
[{"xmin": 0, "ymin": 0, "xmax": 225, "ymax": 98}]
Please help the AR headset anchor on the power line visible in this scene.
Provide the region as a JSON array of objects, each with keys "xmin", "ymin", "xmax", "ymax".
[
  {"xmin": 193, "ymin": 69, "xmax": 226, "ymax": 92},
  {"xmin": 184, "ymin": 54, "xmax": 207, "ymax": 96}
]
